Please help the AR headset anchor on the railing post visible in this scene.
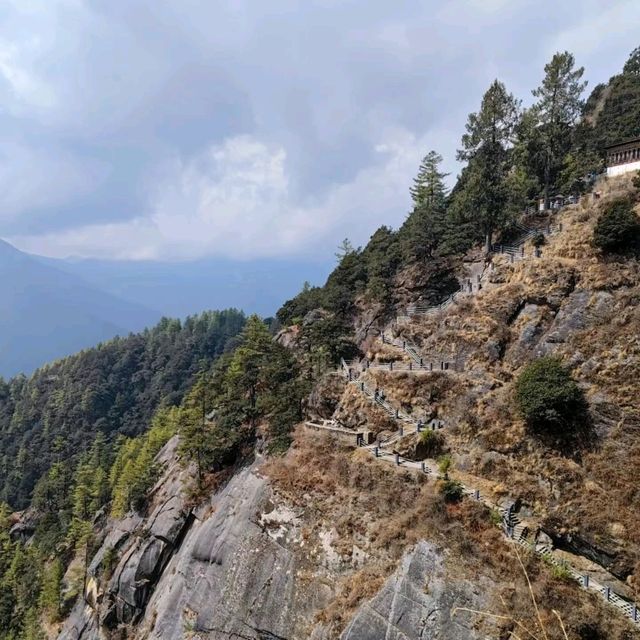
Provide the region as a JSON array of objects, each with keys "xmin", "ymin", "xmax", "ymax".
[
  {"xmin": 374, "ymin": 446, "xmax": 379, "ymax": 458},
  {"xmin": 395, "ymin": 409, "xmax": 399, "ymax": 419},
  {"xmin": 389, "ymin": 361, "xmax": 393, "ymax": 371},
  {"xmin": 421, "ymin": 461, "xmax": 426, "ymax": 473},
  {"xmin": 409, "ymin": 362, "xmax": 413, "ymax": 371},
  {"xmin": 395, "ymin": 453, "xmax": 400, "ymax": 465},
  {"xmin": 583, "ymin": 574, "xmax": 589, "ymax": 588},
  {"xmin": 605, "ymin": 586, "xmax": 611, "ymax": 601},
  {"xmin": 474, "ymin": 489, "xmax": 480, "ymax": 500},
  {"xmin": 399, "ymin": 426, "xmax": 403, "ymax": 436},
  {"xmin": 633, "ymin": 604, "xmax": 637, "ymax": 622}
]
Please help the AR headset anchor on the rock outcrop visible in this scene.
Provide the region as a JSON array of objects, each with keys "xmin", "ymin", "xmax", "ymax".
[{"xmin": 341, "ymin": 541, "xmax": 490, "ymax": 640}]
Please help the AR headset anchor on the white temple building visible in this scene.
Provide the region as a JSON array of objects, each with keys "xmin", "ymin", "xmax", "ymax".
[{"xmin": 606, "ymin": 137, "xmax": 640, "ymax": 177}]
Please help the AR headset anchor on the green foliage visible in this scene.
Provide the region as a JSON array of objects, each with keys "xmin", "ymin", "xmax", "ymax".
[
  {"xmin": 489, "ymin": 509, "xmax": 503, "ymax": 527},
  {"xmin": 593, "ymin": 197, "xmax": 640, "ymax": 254},
  {"xmin": 39, "ymin": 558, "xmax": 63, "ymax": 622},
  {"xmin": 0, "ymin": 309, "xmax": 245, "ymax": 510},
  {"xmin": 531, "ymin": 51, "xmax": 587, "ymax": 204},
  {"xmin": 110, "ymin": 406, "xmax": 179, "ymax": 517},
  {"xmin": 515, "ymin": 357, "xmax": 587, "ymax": 435},
  {"xmin": 587, "ymin": 46, "xmax": 640, "ymax": 149},
  {"xmin": 456, "ymin": 79, "xmax": 521, "ymax": 250},
  {"xmin": 550, "ymin": 561, "xmax": 574, "ymax": 582},
  {"xmin": 179, "ymin": 315, "xmax": 307, "ymax": 479},
  {"xmin": 418, "ymin": 430, "xmax": 445, "ymax": 458},
  {"xmin": 437, "ymin": 454, "xmax": 452, "ymax": 479},
  {"xmin": 439, "ymin": 479, "xmax": 464, "ymax": 504}
]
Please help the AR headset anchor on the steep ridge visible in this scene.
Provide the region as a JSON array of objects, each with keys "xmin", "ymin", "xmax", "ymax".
[{"xmin": 55, "ymin": 176, "xmax": 640, "ymax": 640}]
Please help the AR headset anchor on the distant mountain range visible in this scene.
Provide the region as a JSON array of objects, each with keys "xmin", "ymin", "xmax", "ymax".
[
  {"xmin": 0, "ymin": 240, "xmax": 157, "ymax": 378},
  {"xmin": 38, "ymin": 255, "xmax": 330, "ymax": 321},
  {"xmin": 0, "ymin": 240, "xmax": 330, "ymax": 378}
]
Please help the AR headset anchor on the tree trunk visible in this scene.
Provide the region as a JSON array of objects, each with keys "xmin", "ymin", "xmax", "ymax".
[{"xmin": 544, "ymin": 152, "xmax": 551, "ymax": 210}]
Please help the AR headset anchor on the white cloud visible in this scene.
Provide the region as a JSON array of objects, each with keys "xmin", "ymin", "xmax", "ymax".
[
  {"xmin": 10, "ymin": 131, "xmax": 425, "ymax": 260},
  {"xmin": 546, "ymin": 0, "xmax": 640, "ymax": 60}
]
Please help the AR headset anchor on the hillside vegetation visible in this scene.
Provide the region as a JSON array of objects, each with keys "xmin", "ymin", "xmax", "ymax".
[{"xmin": 3, "ymin": 44, "xmax": 640, "ymax": 640}]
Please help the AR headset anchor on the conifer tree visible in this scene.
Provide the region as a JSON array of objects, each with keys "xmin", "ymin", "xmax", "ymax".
[
  {"xmin": 457, "ymin": 80, "xmax": 520, "ymax": 252},
  {"xmin": 531, "ymin": 51, "xmax": 587, "ymax": 207},
  {"xmin": 39, "ymin": 558, "xmax": 63, "ymax": 622},
  {"xmin": 402, "ymin": 151, "xmax": 449, "ymax": 259},
  {"xmin": 410, "ymin": 151, "xmax": 448, "ymax": 207},
  {"xmin": 178, "ymin": 373, "xmax": 214, "ymax": 484}
]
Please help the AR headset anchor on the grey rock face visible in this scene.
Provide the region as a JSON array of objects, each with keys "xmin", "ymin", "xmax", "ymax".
[
  {"xmin": 57, "ymin": 439, "xmax": 495, "ymax": 640},
  {"xmin": 341, "ymin": 541, "xmax": 489, "ymax": 640},
  {"xmin": 133, "ymin": 462, "xmax": 336, "ymax": 640}
]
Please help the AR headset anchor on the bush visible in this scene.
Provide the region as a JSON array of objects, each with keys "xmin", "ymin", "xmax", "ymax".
[
  {"xmin": 418, "ymin": 430, "xmax": 446, "ymax": 458},
  {"xmin": 515, "ymin": 357, "xmax": 587, "ymax": 435},
  {"xmin": 532, "ymin": 232, "xmax": 546, "ymax": 248},
  {"xmin": 593, "ymin": 197, "xmax": 640, "ymax": 254},
  {"xmin": 439, "ymin": 479, "xmax": 464, "ymax": 504},
  {"xmin": 437, "ymin": 454, "xmax": 452, "ymax": 478}
]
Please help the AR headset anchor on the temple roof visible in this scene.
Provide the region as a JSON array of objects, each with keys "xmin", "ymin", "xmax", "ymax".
[{"xmin": 604, "ymin": 136, "xmax": 640, "ymax": 150}]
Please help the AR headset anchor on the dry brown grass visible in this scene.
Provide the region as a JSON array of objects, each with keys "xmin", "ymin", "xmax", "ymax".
[
  {"xmin": 349, "ymin": 177, "xmax": 640, "ymax": 602},
  {"xmin": 263, "ymin": 430, "xmax": 635, "ymax": 639}
]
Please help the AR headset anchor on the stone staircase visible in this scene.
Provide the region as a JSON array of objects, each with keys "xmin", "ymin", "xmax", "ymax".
[
  {"xmin": 326, "ymin": 209, "xmax": 640, "ymax": 626},
  {"xmin": 397, "ymin": 219, "xmax": 563, "ymax": 323}
]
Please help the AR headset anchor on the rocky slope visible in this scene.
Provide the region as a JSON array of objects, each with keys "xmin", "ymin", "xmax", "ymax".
[
  {"xmin": 58, "ymin": 435, "xmax": 501, "ymax": 640},
  {"xmin": 56, "ymin": 175, "xmax": 640, "ymax": 640}
]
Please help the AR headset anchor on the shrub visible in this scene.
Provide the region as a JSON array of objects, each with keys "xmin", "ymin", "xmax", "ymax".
[
  {"xmin": 437, "ymin": 454, "xmax": 452, "ymax": 478},
  {"xmin": 418, "ymin": 430, "xmax": 446, "ymax": 458},
  {"xmin": 593, "ymin": 197, "xmax": 640, "ymax": 254},
  {"xmin": 439, "ymin": 479, "xmax": 464, "ymax": 503},
  {"xmin": 532, "ymin": 232, "xmax": 546, "ymax": 248},
  {"xmin": 515, "ymin": 357, "xmax": 587, "ymax": 435}
]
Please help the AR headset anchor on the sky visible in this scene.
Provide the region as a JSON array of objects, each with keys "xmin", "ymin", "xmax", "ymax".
[{"xmin": 2, "ymin": 0, "xmax": 639, "ymax": 263}]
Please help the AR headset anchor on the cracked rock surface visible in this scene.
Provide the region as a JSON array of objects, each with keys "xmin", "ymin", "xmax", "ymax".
[{"xmin": 341, "ymin": 541, "xmax": 488, "ymax": 640}]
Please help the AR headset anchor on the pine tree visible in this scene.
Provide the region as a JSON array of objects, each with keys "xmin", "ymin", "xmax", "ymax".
[
  {"xmin": 457, "ymin": 80, "xmax": 520, "ymax": 252},
  {"xmin": 410, "ymin": 151, "xmax": 449, "ymax": 207},
  {"xmin": 39, "ymin": 558, "xmax": 63, "ymax": 622},
  {"xmin": 402, "ymin": 151, "xmax": 449, "ymax": 260},
  {"xmin": 334, "ymin": 238, "xmax": 355, "ymax": 262},
  {"xmin": 531, "ymin": 51, "xmax": 587, "ymax": 208},
  {"xmin": 178, "ymin": 373, "xmax": 214, "ymax": 484}
]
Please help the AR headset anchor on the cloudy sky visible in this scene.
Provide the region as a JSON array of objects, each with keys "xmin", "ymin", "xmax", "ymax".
[{"xmin": 2, "ymin": 0, "xmax": 639, "ymax": 262}]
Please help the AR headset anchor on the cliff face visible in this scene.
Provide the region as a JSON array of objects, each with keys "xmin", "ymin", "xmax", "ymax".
[
  {"xmin": 59, "ymin": 437, "xmax": 500, "ymax": 639},
  {"xmin": 57, "ymin": 176, "xmax": 640, "ymax": 640}
]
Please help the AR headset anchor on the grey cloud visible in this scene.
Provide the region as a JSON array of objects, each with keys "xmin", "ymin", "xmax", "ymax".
[{"xmin": 1, "ymin": 0, "xmax": 639, "ymax": 257}]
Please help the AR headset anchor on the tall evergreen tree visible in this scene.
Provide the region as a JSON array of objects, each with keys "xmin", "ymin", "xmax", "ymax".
[
  {"xmin": 531, "ymin": 51, "xmax": 587, "ymax": 207},
  {"xmin": 457, "ymin": 80, "xmax": 520, "ymax": 252},
  {"xmin": 401, "ymin": 151, "xmax": 449, "ymax": 260},
  {"xmin": 410, "ymin": 151, "xmax": 449, "ymax": 207}
]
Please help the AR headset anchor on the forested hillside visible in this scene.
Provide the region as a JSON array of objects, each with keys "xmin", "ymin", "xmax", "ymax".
[
  {"xmin": 0, "ymin": 309, "xmax": 245, "ymax": 509},
  {"xmin": 3, "ymin": 43, "xmax": 640, "ymax": 640}
]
